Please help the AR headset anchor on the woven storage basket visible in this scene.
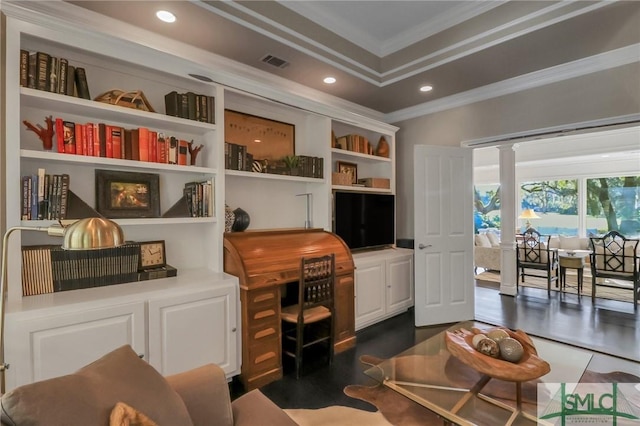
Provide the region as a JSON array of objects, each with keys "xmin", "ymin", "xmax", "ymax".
[{"xmin": 332, "ymin": 172, "xmax": 352, "ymax": 186}]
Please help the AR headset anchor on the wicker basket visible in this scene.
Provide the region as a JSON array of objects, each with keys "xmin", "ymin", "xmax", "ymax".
[{"xmin": 332, "ymin": 172, "xmax": 352, "ymax": 186}]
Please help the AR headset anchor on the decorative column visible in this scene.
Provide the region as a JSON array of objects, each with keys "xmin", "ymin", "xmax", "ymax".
[{"xmin": 498, "ymin": 144, "xmax": 518, "ymax": 296}]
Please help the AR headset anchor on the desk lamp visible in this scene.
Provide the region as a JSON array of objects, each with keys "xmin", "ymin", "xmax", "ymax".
[
  {"xmin": 519, "ymin": 209, "xmax": 540, "ymax": 230},
  {"xmin": 0, "ymin": 217, "xmax": 125, "ymax": 392}
]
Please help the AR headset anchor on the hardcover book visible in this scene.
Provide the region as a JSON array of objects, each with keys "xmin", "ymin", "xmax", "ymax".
[
  {"xmin": 111, "ymin": 126, "xmax": 123, "ymax": 160},
  {"xmin": 164, "ymin": 91, "xmax": 179, "ymax": 117},
  {"xmin": 48, "ymin": 56, "xmax": 58, "ymax": 93},
  {"xmin": 62, "ymin": 120, "xmax": 76, "ymax": 154},
  {"xmin": 74, "ymin": 67, "xmax": 91, "ymax": 99},
  {"xmin": 55, "ymin": 117, "xmax": 65, "ymax": 153},
  {"xmin": 74, "ymin": 123, "xmax": 84, "ymax": 156},
  {"xmin": 57, "ymin": 58, "xmax": 69, "ymax": 95},
  {"xmin": 35, "ymin": 51, "xmax": 50, "ymax": 91},
  {"xmin": 138, "ymin": 127, "xmax": 150, "ymax": 161},
  {"xmin": 19, "ymin": 49, "xmax": 29, "ymax": 87},
  {"xmin": 178, "ymin": 139, "xmax": 188, "ymax": 165},
  {"xmin": 66, "ymin": 65, "xmax": 76, "ymax": 96},
  {"xmin": 27, "ymin": 53, "xmax": 37, "ymax": 89}
]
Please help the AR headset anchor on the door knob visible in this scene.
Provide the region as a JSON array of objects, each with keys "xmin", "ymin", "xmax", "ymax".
[{"xmin": 418, "ymin": 244, "xmax": 432, "ymax": 250}]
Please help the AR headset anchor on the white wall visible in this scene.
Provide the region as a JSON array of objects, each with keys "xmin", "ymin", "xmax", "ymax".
[{"xmin": 393, "ymin": 64, "xmax": 640, "ymax": 240}]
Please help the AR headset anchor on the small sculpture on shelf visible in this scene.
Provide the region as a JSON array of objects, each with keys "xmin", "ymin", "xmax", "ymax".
[
  {"xmin": 23, "ymin": 115, "xmax": 54, "ymax": 151},
  {"xmin": 376, "ymin": 136, "xmax": 389, "ymax": 158},
  {"xmin": 187, "ymin": 140, "xmax": 204, "ymax": 165}
]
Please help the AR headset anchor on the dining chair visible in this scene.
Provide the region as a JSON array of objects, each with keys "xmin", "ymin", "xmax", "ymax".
[
  {"xmin": 516, "ymin": 228, "xmax": 559, "ymax": 295},
  {"xmin": 589, "ymin": 231, "xmax": 639, "ymax": 309},
  {"xmin": 280, "ymin": 254, "xmax": 335, "ymax": 378}
]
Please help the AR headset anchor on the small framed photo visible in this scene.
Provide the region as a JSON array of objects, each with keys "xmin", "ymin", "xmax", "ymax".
[
  {"xmin": 336, "ymin": 161, "xmax": 358, "ymax": 184},
  {"xmin": 96, "ymin": 169, "xmax": 160, "ymax": 218}
]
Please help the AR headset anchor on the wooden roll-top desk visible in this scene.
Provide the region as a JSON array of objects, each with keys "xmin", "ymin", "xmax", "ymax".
[{"xmin": 224, "ymin": 228, "xmax": 355, "ymax": 390}]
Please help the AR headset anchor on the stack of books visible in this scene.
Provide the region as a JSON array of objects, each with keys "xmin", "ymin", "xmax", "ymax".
[{"xmin": 21, "ymin": 243, "xmax": 141, "ymax": 296}]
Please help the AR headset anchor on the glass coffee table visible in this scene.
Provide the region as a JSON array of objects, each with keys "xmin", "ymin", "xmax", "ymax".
[{"xmin": 364, "ymin": 321, "xmax": 593, "ymax": 426}]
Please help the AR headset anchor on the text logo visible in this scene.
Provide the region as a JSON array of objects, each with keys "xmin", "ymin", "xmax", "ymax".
[{"xmin": 538, "ymin": 383, "xmax": 640, "ymax": 425}]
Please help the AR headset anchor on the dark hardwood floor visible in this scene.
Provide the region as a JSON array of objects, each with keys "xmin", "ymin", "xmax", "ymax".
[{"xmin": 238, "ymin": 281, "xmax": 639, "ymax": 411}]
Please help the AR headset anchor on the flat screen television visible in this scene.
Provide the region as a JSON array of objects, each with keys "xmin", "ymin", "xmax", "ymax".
[{"xmin": 333, "ymin": 191, "xmax": 395, "ymax": 251}]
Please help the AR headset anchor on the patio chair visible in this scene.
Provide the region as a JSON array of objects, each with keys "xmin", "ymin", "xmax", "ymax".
[
  {"xmin": 589, "ymin": 231, "xmax": 639, "ymax": 309},
  {"xmin": 516, "ymin": 228, "xmax": 559, "ymax": 295}
]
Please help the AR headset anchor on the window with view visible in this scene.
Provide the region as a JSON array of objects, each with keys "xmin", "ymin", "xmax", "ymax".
[
  {"xmin": 520, "ymin": 179, "xmax": 578, "ymax": 236},
  {"xmin": 586, "ymin": 176, "xmax": 640, "ymax": 238},
  {"xmin": 474, "ymin": 184, "xmax": 500, "ymax": 234}
]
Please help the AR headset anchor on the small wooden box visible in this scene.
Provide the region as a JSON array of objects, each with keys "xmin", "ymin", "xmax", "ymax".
[
  {"xmin": 358, "ymin": 178, "xmax": 390, "ymax": 189},
  {"xmin": 332, "ymin": 172, "xmax": 352, "ymax": 186}
]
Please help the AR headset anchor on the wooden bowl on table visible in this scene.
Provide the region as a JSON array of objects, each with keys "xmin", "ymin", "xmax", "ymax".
[{"xmin": 445, "ymin": 327, "xmax": 550, "ymax": 382}]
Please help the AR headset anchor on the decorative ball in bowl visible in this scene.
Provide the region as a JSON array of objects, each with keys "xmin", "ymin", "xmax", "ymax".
[{"xmin": 445, "ymin": 327, "xmax": 550, "ymax": 382}]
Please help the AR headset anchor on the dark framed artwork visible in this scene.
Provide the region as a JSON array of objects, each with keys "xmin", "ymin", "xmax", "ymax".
[
  {"xmin": 224, "ymin": 109, "xmax": 295, "ymax": 161},
  {"xmin": 96, "ymin": 169, "xmax": 160, "ymax": 218},
  {"xmin": 336, "ymin": 161, "xmax": 358, "ymax": 184}
]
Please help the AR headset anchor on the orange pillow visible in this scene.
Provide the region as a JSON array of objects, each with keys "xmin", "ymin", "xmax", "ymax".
[{"xmin": 110, "ymin": 402, "xmax": 158, "ymax": 426}]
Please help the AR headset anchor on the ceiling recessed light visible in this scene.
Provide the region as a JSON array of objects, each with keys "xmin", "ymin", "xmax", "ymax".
[
  {"xmin": 323, "ymin": 77, "xmax": 336, "ymax": 84},
  {"xmin": 420, "ymin": 85, "xmax": 433, "ymax": 92},
  {"xmin": 156, "ymin": 10, "xmax": 176, "ymax": 23}
]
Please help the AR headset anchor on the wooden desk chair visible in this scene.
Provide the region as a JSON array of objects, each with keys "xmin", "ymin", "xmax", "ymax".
[
  {"xmin": 280, "ymin": 254, "xmax": 335, "ymax": 378},
  {"xmin": 516, "ymin": 228, "xmax": 559, "ymax": 295},
  {"xmin": 589, "ymin": 231, "xmax": 639, "ymax": 309}
]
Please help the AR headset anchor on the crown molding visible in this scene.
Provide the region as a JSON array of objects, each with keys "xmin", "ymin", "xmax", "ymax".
[
  {"xmin": 1, "ymin": 0, "xmax": 388, "ymax": 125},
  {"xmin": 197, "ymin": 0, "xmax": 610, "ymax": 89},
  {"xmin": 386, "ymin": 44, "xmax": 640, "ymax": 124},
  {"xmin": 380, "ymin": 1, "xmax": 505, "ymax": 57}
]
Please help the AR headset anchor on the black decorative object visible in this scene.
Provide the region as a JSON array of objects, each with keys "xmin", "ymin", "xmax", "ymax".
[{"xmin": 232, "ymin": 207, "xmax": 250, "ymax": 232}]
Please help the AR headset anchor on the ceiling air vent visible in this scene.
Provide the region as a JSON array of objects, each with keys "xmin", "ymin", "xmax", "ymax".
[{"xmin": 261, "ymin": 54, "xmax": 289, "ymax": 69}]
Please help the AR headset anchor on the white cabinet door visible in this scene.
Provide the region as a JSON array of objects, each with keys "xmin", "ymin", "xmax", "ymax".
[
  {"xmin": 5, "ymin": 301, "xmax": 145, "ymax": 389},
  {"xmin": 148, "ymin": 286, "xmax": 238, "ymax": 377},
  {"xmin": 354, "ymin": 260, "xmax": 386, "ymax": 330},
  {"xmin": 386, "ymin": 254, "xmax": 414, "ymax": 314}
]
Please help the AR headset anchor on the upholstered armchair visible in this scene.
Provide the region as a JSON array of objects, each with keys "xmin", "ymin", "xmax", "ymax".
[{"xmin": 516, "ymin": 228, "xmax": 559, "ymax": 295}]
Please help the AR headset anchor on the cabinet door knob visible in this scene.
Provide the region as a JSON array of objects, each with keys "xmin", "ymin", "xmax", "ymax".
[
  {"xmin": 138, "ymin": 353, "xmax": 145, "ymax": 359},
  {"xmin": 418, "ymin": 244, "xmax": 432, "ymax": 250},
  {"xmin": 232, "ymin": 328, "xmax": 237, "ymax": 332}
]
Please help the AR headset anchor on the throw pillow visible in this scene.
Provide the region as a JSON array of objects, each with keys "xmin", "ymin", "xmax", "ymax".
[
  {"xmin": 559, "ymin": 236, "xmax": 585, "ymax": 251},
  {"xmin": 475, "ymin": 234, "xmax": 491, "ymax": 248},
  {"xmin": 110, "ymin": 402, "xmax": 158, "ymax": 426},
  {"xmin": 0, "ymin": 345, "xmax": 194, "ymax": 426},
  {"xmin": 486, "ymin": 233, "xmax": 500, "ymax": 247}
]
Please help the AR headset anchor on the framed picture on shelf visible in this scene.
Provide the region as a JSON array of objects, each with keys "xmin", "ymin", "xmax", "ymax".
[
  {"xmin": 224, "ymin": 109, "xmax": 295, "ymax": 161},
  {"xmin": 96, "ymin": 169, "xmax": 160, "ymax": 218},
  {"xmin": 336, "ymin": 161, "xmax": 357, "ymax": 184}
]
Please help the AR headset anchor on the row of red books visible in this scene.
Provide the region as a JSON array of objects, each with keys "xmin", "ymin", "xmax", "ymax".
[{"xmin": 52, "ymin": 118, "xmax": 198, "ymax": 166}]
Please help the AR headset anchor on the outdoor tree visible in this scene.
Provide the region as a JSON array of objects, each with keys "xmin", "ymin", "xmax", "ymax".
[{"xmin": 587, "ymin": 176, "xmax": 640, "ymax": 233}]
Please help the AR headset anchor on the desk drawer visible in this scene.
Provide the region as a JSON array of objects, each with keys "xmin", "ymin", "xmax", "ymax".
[
  {"xmin": 246, "ymin": 288, "xmax": 279, "ymax": 326},
  {"xmin": 249, "ymin": 323, "xmax": 278, "ymax": 342},
  {"xmin": 247, "ymin": 337, "xmax": 280, "ymax": 375},
  {"xmin": 246, "ymin": 287, "xmax": 279, "ymax": 310}
]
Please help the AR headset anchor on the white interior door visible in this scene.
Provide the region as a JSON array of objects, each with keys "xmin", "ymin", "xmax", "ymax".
[{"xmin": 414, "ymin": 145, "xmax": 474, "ymax": 326}]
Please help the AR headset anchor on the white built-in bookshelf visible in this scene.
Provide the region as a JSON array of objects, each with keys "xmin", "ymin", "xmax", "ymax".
[{"xmin": 0, "ymin": 0, "xmax": 401, "ymax": 390}]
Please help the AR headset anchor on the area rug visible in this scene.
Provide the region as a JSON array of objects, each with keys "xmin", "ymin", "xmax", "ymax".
[
  {"xmin": 344, "ymin": 354, "xmax": 640, "ymax": 426},
  {"xmin": 475, "ymin": 270, "xmax": 637, "ymax": 304},
  {"xmin": 284, "ymin": 405, "xmax": 392, "ymax": 426}
]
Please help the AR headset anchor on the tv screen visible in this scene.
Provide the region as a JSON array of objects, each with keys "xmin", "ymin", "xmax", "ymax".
[{"xmin": 333, "ymin": 192, "xmax": 395, "ymax": 251}]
